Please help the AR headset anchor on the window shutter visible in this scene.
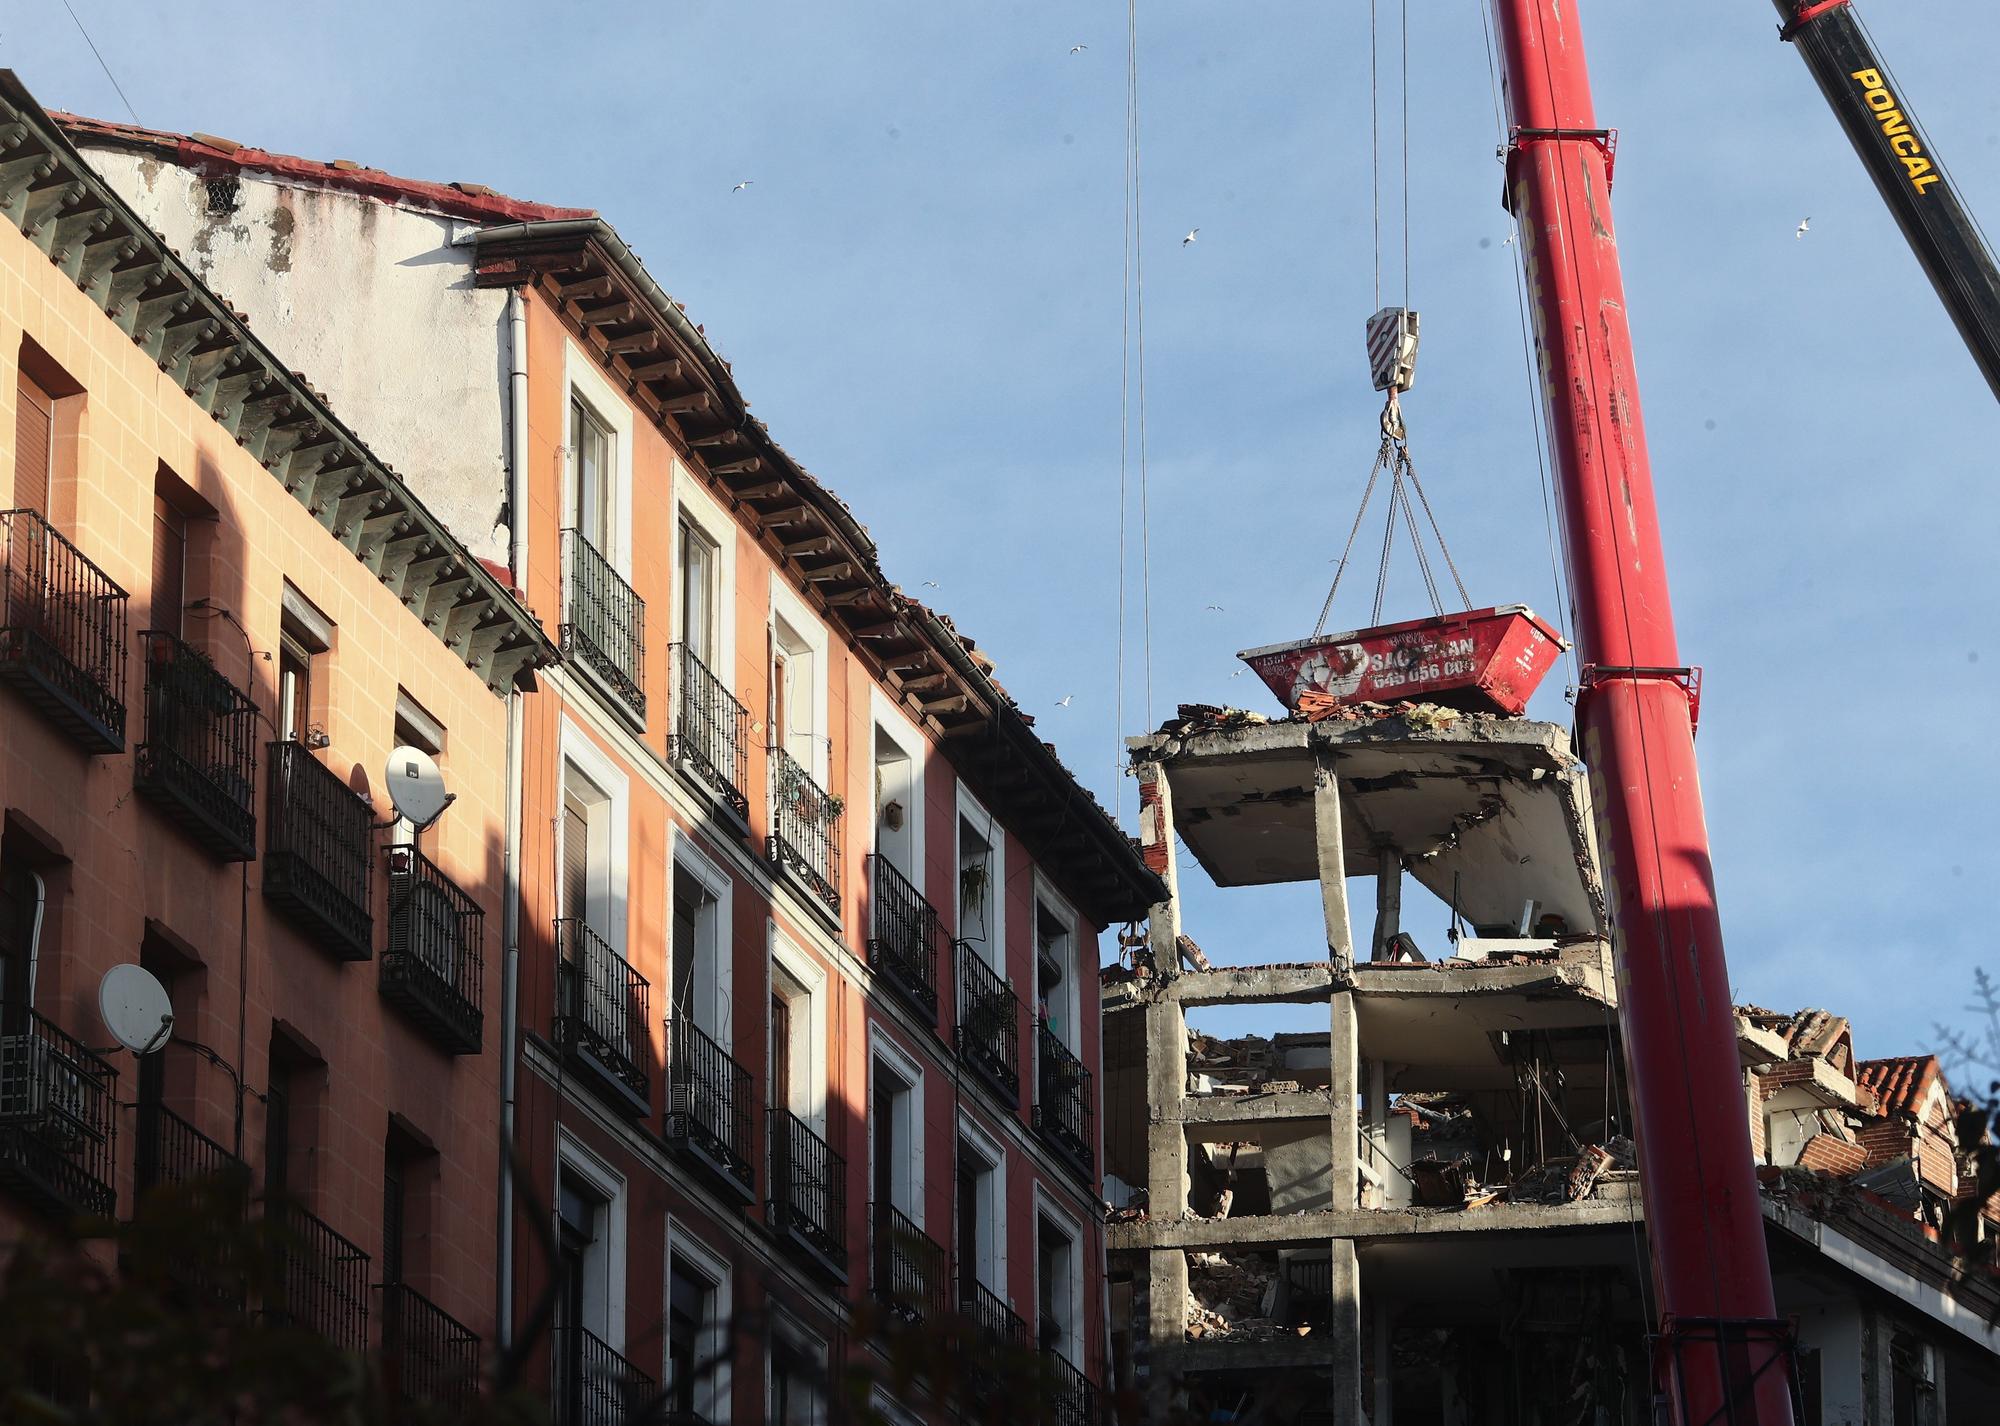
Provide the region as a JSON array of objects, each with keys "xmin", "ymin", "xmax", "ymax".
[
  {"xmin": 152, "ymin": 495, "xmax": 187, "ymax": 640},
  {"xmin": 562, "ymin": 793, "xmax": 590, "ymax": 929},
  {"xmin": 14, "ymin": 373, "xmax": 53, "ymax": 516}
]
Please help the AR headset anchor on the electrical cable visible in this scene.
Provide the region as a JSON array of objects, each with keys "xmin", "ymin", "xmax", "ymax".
[
  {"xmin": 1128, "ymin": 0, "xmax": 1155, "ymax": 735},
  {"xmin": 58, "ymin": 0, "xmax": 142, "ymax": 127}
]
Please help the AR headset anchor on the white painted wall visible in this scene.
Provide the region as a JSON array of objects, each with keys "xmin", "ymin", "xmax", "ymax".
[{"xmin": 80, "ymin": 150, "xmax": 510, "ymax": 563}]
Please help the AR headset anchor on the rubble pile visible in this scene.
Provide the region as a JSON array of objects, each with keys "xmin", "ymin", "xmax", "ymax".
[{"xmin": 1184, "ymin": 1252, "xmax": 1298, "ymax": 1342}]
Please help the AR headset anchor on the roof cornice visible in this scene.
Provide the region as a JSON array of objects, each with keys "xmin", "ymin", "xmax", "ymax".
[
  {"xmin": 473, "ymin": 218, "xmax": 1164, "ymax": 923},
  {"xmin": 0, "ymin": 72, "xmax": 559, "ymax": 697}
]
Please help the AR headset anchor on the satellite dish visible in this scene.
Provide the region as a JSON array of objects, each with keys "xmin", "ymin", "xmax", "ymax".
[
  {"xmin": 385, "ymin": 745, "xmax": 454, "ymax": 831},
  {"xmin": 99, "ymin": 964, "xmax": 173, "ymax": 1055}
]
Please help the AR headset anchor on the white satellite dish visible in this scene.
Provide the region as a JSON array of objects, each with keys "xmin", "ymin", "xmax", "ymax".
[
  {"xmin": 385, "ymin": 745, "xmax": 454, "ymax": 831},
  {"xmin": 99, "ymin": 964, "xmax": 173, "ymax": 1055}
]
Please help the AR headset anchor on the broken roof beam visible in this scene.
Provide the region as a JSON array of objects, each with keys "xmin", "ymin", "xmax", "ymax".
[
  {"xmin": 1164, "ymin": 965, "xmax": 1339, "ymax": 1006},
  {"xmin": 1107, "ymin": 1198, "xmax": 1639, "ymax": 1252}
]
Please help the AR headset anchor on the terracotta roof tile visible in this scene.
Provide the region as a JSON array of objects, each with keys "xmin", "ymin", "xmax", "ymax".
[{"xmin": 1856, "ymin": 1054, "xmax": 1942, "ymax": 1120}]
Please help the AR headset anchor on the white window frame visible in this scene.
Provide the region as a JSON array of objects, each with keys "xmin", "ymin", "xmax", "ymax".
[
  {"xmin": 557, "ymin": 1129, "xmax": 629, "ymax": 1351},
  {"xmin": 870, "ymin": 688, "xmax": 927, "ymax": 895},
  {"xmin": 560, "ymin": 721, "xmax": 632, "ymax": 953},
  {"xmin": 957, "ymin": 1111, "xmax": 1009, "ymax": 1299},
  {"xmin": 562, "ymin": 343, "xmax": 636, "ymax": 577},
  {"xmin": 868, "ymin": 1023, "xmax": 927, "ymax": 1228},
  {"xmin": 768, "ymin": 574, "xmax": 831, "ymax": 786},
  {"xmin": 1033, "ymin": 1187, "xmax": 1087, "ymax": 1370},
  {"xmin": 766, "ymin": 1310, "xmax": 829, "ymax": 1426},
  {"xmin": 1032, "ymin": 874, "xmax": 1082, "ymax": 1052},
  {"xmin": 671, "ymin": 463, "xmax": 739, "ymax": 680},
  {"xmin": 668, "ymin": 826, "xmax": 734, "ymax": 1049},
  {"xmin": 666, "ymin": 1220, "xmax": 734, "ymax": 1423},
  {"xmin": 955, "ymin": 784, "xmax": 1005, "ymax": 973},
  {"xmin": 770, "ymin": 924, "xmax": 829, "ymax": 1134}
]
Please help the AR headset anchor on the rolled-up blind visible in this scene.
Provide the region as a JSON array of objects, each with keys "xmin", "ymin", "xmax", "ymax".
[{"xmin": 13, "ymin": 373, "xmax": 52, "ymax": 516}]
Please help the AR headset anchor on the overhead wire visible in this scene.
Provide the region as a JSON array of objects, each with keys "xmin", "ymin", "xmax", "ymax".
[
  {"xmin": 59, "ymin": 0, "xmax": 142, "ymax": 127},
  {"xmin": 1116, "ymin": 0, "xmax": 1157, "ymax": 822}
]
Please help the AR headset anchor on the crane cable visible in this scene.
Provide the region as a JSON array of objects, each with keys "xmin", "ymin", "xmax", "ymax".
[{"xmin": 1114, "ymin": 0, "xmax": 1155, "ymax": 827}]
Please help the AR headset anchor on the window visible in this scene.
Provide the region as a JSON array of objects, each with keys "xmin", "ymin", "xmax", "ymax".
[
  {"xmin": 277, "ymin": 588, "xmax": 333, "ymax": 745},
  {"xmin": 667, "ymin": 1260, "xmax": 712, "ymax": 1417},
  {"xmin": 264, "ymin": 1029, "xmax": 324, "ymax": 1203},
  {"xmin": 957, "ymin": 793, "xmax": 1002, "ymax": 970},
  {"xmin": 0, "ymin": 854, "xmax": 46, "ymax": 1024},
  {"xmin": 771, "ymin": 931, "xmax": 828, "ymax": 1131},
  {"xmin": 570, "ymin": 394, "xmax": 613, "ymax": 552},
  {"xmin": 873, "ymin": 725, "xmax": 915, "ymax": 878},
  {"xmin": 1891, "ymin": 1334, "xmax": 1937, "ymax": 1426},
  {"xmin": 561, "ymin": 764, "xmax": 616, "ymax": 938},
  {"xmin": 769, "ymin": 1317, "xmax": 827, "ymax": 1425},
  {"xmin": 869, "ymin": 1033, "xmax": 925, "ymax": 1222},
  {"xmin": 666, "ymin": 1227, "xmax": 733, "ymax": 1422},
  {"xmin": 391, "ymin": 692, "xmax": 446, "ymax": 852},
  {"xmin": 679, "ymin": 517, "xmax": 720, "ymax": 668},
  {"xmin": 671, "ymin": 864, "xmax": 716, "ymax": 1028},
  {"xmin": 152, "ymin": 495, "xmax": 188, "ymax": 641},
  {"xmin": 555, "ymin": 1136, "xmax": 626, "ymax": 1352},
  {"xmin": 13, "ymin": 370, "xmax": 52, "ymax": 516},
  {"xmin": 1035, "ymin": 888, "xmax": 1078, "ymax": 1050},
  {"xmin": 956, "ymin": 1123, "xmax": 1006, "ymax": 1306},
  {"xmin": 771, "ymin": 615, "xmax": 819, "ymax": 773},
  {"xmin": 1036, "ymin": 1213, "xmax": 1081, "ymax": 1359}
]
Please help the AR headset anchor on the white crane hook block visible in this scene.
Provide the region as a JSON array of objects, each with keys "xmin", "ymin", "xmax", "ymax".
[{"xmin": 1366, "ymin": 307, "xmax": 1420, "ymax": 394}]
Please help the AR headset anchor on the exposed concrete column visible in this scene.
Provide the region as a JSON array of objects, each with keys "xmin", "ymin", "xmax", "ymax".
[
  {"xmin": 1328, "ymin": 1239, "xmax": 1366, "ymax": 1426},
  {"xmin": 1328, "ymin": 982, "xmax": 1365, "ymax": 1425},
  {"xmin": 1371, "ymin": 843, "xmax": 1401, "ymax": 960},
  {"xmin": 1313, "ymin": 746, "xmax": 1355, "ymax": 972},
  {"xmin": 1143, "ymin": 993, "xmax": 1189, "ymax": 1418},
  {"xmin": 1330, "ymin": 990, "xmax": 1359, "ymax": 1213},
  {"xmin": 1136, "ymin": 758, "xmax": 1183, "ymax": 974}
]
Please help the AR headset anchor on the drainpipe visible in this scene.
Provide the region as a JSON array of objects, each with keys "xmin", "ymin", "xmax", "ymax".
[
  {"xmin": 498, "ymin": 685, "xmax": 524, "ymax": 1348},
  {"xmin": 507, "ymin": 287, "xmax": 530, "ymax": 589}
]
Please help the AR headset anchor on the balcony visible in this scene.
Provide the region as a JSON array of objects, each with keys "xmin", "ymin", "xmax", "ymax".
[
  {"xmin": 131, "ymin": 1099, "xmax": 249, "ymax": 1311},
  {"xmin": 136, "ymin": 632, "xmax": 258, "ymax": 860},
  {"xmin": 553, "ymin": 1324, "xmax": 656, "ymax": 1426},
  {"xmin": 264, "ymin": 740, "xmax": 375, "ymax": 962},
  {"xmin": 135, "ymin": 1099, "xmax": 247, "ymax": 1199},
  {"xmin": 669, "ymin": 642, "xmax": 748, "ymax": 824},
  {"xmin": 381, "ymin": 844, "xmax": 484, "ymax": 1055},
  {"xmin": 664, "ymin": 1015, "xmax": 754, "ymax": 1199},
  {"xmin": 768, "ymin": 1107, "xmax": 846, "ymax": 1279},
  {"xmin": 0, "ymin": 508, "xmax": 128, "ymax": 753},
  {"xmin": 956, "ymin": 940, "xmax": 1021, "ymax": 1107},
  {"xmin": 870, "ymin": 1201, "xmax": 947, "ymax": 1324},
  {"xmin": 1034, "ymin": 1022, "xmax": 1095, "ymax": 1182},
  {"xmin": 0, "ymin": 1006, "xmax": 117, "ymax": 1220},
  {"xmin": 554, "ymin": 920, "xmax": 651, "ymax": 1117},
  {"xmin": 962, "ymin": 1279, "xmax": 1028, "ymax": 1350},
  {"xmin": 562, "ymin": 529, "xmax": 645, "ymax": 725},
  {"xmin": 381, "ymin": 1281, "xmax": 481, "ymax": 1416},
  {"xmin": 267, "ymin": 1199, "xmax": 371, "ymax": 1353},
  {"xmin": 866, "ymin": 854, "xmax": 940, "ymax": 1021},
  {"xmin": 1042, "ymin": 1350, "xmax": 1099, "ymax": 1426},
  {"xmin": 769, "ymin": 747, "xmax": 841, "ymax": 917}
]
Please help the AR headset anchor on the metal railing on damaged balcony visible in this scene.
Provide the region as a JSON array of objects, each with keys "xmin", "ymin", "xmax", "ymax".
[
  {"xmin": 265, "ymin": 740, "xmax": 375, "ymax": 962},
  {"xmin": 136, "ymin": 632, "xmax": 258, "ymax": 861},
  {"xmin": 870, "ymin": 1201, "xmax": 947, "ymax": 1324},
  {"xmin": 670, "ymin": 643, "xmax": 748, "ymax": 822},
  {"xmin": 768, "ymin": 1107, "xmax": 846, "ymax": 1273},
  {"xmin": 562, "ymin": 529, "xmax": 645, "ymax": 723},
  {"xmin": 555, "ymin": 920, "xmax": 651, "ymax": 1116},
  {"xmin": 0, "ymin": 1005, "xmax": 117, "ymax": 1220},
  {"xmin": 266, "ymin": 1199, "xmax": 370, "ymax": 1353},
  {"xmin": 382, "ymin": 844, "xmax": 485, "ymax": 1055},
  {"xmin": 956, "ymin": 940, "xmax": 1020, "ymax": 1106},
  {"xmin": 381, "ymin": 1281, "xmax": 481, "ymax": 1416},
  {"xmin": 665, "ymin": 1016, "xmax": 753, "ymax": 1197},
  {"xmin": 769, "ymin": 747, "xmax": 841, "ymax": 915},
  {"xmin": 866, "ymin": 854, "xmax": 940, "ymax": 1020},
  {"xmin": 1034, "ymin": 1022, "xmax": 1094, "ymax": 1180},
  {"xmin": 553, "ymin": 1324, "xmax": 656, "ymax": 1426},
  {"xmin": 0, "ymin": 508, "xmax": 128, "ymax": 753}
]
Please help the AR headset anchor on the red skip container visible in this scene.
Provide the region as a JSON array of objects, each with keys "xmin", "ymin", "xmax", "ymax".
[{"xmin": 1238, "ymin": 605, "xmax": 1567, "ymax": 717}]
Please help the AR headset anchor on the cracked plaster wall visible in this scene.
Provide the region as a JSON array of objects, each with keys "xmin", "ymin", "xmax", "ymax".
[{"xmin": 83, "ymin": 149, "xmax": 511, "ymax": 565}]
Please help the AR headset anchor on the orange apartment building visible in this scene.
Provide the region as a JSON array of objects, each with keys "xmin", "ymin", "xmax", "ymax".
[
  {"xmin": 50, "ymin": 71, "xmax": 1163, "ymax": 1425},
  {"xmin": 0, "ymin": 68, "xmax": 557, "ymax": 1410}
]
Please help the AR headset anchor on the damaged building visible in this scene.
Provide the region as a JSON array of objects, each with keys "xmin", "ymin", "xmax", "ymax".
[{"xmin": 1099, "ymin": 702, "xmax": 2000, "ymax": 1425}]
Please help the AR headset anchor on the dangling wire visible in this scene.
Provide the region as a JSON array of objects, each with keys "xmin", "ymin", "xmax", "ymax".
[{"xmin": 1115, "ymin": 0, "xmax": 1156, "ymax": 825}]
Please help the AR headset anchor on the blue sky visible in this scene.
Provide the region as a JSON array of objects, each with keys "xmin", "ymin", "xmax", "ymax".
[{"xmin": 7, "ymin": 2, "xmax": 1996, "ymax": 1063}]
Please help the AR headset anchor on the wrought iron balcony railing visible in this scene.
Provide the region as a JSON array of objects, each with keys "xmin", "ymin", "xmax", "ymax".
[
  {"xmin": 665, "ymin": 1016, "xmax": 753, "ymax": 1196},
  {"xmin": 264, "ymin": 740, "xmax": 375, "ymax": 962},
  {"xmin": 0, "ymin": 508, "xmax": 128, "ymax": 753},
  {"xmin": 553, "ymin": 1324, "xmax": 656, "ymax": 1426},
  {"xmin": 136, "ymin": 632, "xmax": 258, "ymax": 860},
  {"xmin": 381, "ymin": 1280, "xmax": 481, "ymax": 1416},
  {"xmin": 962, "ymin": 1278, "xmax": 1028, "ymax": 1350},
  {"xmin": 562, "ymin": 529, "xmax": 645, "ymax": 724},
  {"xmin": 956, "ymin": 940, "xmax": 1020, "ymax": 1106},
  {"xmin": 1042, "ymin": 1349, "xmax": 1098, "ymax": 1426},
  {"xmin": 267, "ymin": 1199, "xmax": 371, "ymax": 1353},
  {"xmin": 669, "ymin": 642, "xmax": 748, "ymax": 822},
  {"xmin": 866, "ymin": 854, "xmax": 940, "ymax": 1020},
  {"xmin": 0, "ymin": 1005, "xmax": 117, "ymax": 1220},
  {"xmin": 769, "ymin": 746, "xmax": 841, "ymax": 915},
  {"xmin": 131, "ymin": 1099, "xmax": 249, "ymax": 1312},
  {"xmin": 382, "ymin": 844, "xmax": 484, "ymax": 1055},
  {"xmin": 555, "ymin": 920, "xmax": 651, "ymax": 1116},
  {"xmin": 768, "ymin": 1107, "xmax": 846, "ymax": 1273},
  {"xmin": 1034, "ymin": 1022, "xmax": 1094, "ymax": 1181},
  {"xmin": 870, "ymin": 1200, "xmax": 947, "ymax": 1324}
]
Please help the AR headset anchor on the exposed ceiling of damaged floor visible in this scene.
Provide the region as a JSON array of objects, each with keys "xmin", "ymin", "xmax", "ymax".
[{"xmin": 1143, "ymin": 717, "xmax": 1604, "ymax": 936}]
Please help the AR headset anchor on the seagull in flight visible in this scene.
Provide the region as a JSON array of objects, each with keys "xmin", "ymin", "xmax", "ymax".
[
  {"xmin": 732, "ymin": 180, "xmax": 754, "ymax": 193},
  {"xmin": 921, "ymin": 580, "xmax": 940, "ymax": 588},
  {"xmin": 1056, "ymin": 695, "xmax": 1074, "ymax": 707},
  {"xmin": 1205, "ymin": 604, "xmax": 1225, "ymax": 612},
  {"xmin": 1795, "ymin": 216, "xmax": 1811, "ymax": 239},
  {"xmin": 1069, "ymin": 43, "xmax": 1087, "ymax": 54},
  {"xmin": 1182, "ymin": 229, "xmax": 1199, "ymax": 246}
]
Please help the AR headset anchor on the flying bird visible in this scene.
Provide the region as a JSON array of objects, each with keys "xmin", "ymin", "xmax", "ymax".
[
  {"xmin": 1056, "ymin": 695, "xmax": 1074, "ymax": 707},
  {"xmin": 921, "ymin": 580, "xmax": 940, "ymax": 588},
  {"xmin": 732, "ymin": 180, "xmax": 754, "ymax": 193},
  {"xmin": 1795, "ymin": 216, "xmax": 1811, "ymax": 239},
  {"xmin": 1182, "ymin": 229, "xmax": 1199, "ymax": 246},
  {"xmin": 1069, "ymin": 44, "xmax": 1087, "ymax": 54},
  {"xmin": 1205, "ymin": 604, "xmax": 1225, "ymax": 612}
]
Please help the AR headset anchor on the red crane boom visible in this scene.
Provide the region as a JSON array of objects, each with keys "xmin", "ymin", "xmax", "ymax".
[{"xmin": 1490, "ymin": 2, "xmax": 1797, "ymax": 1420}]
